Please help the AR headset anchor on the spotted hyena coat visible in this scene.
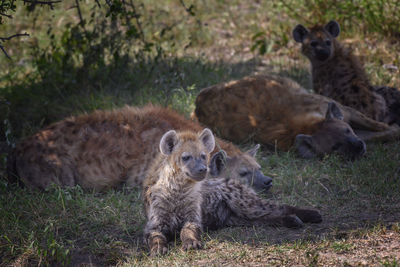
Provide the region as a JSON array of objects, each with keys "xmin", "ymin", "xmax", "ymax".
[
  {"xmin": 8, "ymin": 105, "xmax": 272, "ymax": 191},
  {"xmin": 292, "ymin": 20, "xmax": 396, "ymax": 123},
  {"xmin": 194, "ymin": 75, "xmax": 397, "ymax": 159},
  {"xmin": 143, "ymin": 131, "xmax": 322, "ymax": 256}
]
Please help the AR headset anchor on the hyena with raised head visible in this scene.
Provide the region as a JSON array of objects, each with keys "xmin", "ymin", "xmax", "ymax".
[
  {"xmin": 143, "ymin": 129, "xmax": 322, "ymax": 256},
  {"xmin": 293, "ymin": 20, "xmax": 400, "ymax": 125},
  {"xmin": 143, "ymin": 128, "xmax": 215, "ymax": 255}
]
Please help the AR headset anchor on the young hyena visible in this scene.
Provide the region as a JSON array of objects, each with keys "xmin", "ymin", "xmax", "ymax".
[
  {"xmin": 292, "ymin": 20, "xmax": 400, "ymax": 124},
  {"xmin": 143, "ymin": 128, "xmax": 215, "ymax": 255},
  {"xmin": 7, "ymin": 105, "xmax": 272, "ymax": 192},
  {"xmin": 142, "ymin": 129, "xmax": 322, "ymax": 256}
]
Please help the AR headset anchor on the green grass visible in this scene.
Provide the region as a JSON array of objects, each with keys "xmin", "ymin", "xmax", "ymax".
[{"xmin": 1, "ymin": 0, "xmax": 400, "ymax": 265}]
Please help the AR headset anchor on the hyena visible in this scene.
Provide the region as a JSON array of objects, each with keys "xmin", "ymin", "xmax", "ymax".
[
  {"xmin": 195, "ymin": 75, "xmax": 398, "ymax": 159},
  {"xmin": 143, "ymin": 129, "xmax": 322, "ymax": 256},
  {"xmin": 292, "ymin": 20, "xmax": 400, "ymax": 124},
  {"xmin": 143, "ymin": 128, "xmax": 215, "ymax": 255},
  {"xmin": 203, "ymin": 150, "xmax": 321, "ymax": 230},
  {"xmin": 7, "ymin": 105, "xmax": 272, "ymax": 191}
]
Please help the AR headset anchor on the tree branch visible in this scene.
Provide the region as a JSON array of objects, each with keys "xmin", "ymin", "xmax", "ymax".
[
  {"xmin": 23, "ymin": 0, "xmax": 62, "ymax": 4},
  {"xmin": 0, "ymin": 33, "xmax": 30, "ymax": 59},
  {"xmin": 0, "ymin": 33, "xmax": 30, "ymax": 42},
  {"xmin": 0, "ymin": 12, "xmax": 13, "ymax": 19},
  {"xmin": 23, "ymin": 0, "xmax": 62, "ymax": 10},
  {"xmin": 0, "ymin": 44, "xmax": 10, "ymax": 59}
]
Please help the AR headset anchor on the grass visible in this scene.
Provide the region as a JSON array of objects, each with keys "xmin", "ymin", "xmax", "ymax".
[{"xmin": 1, "ymin": 0, "xmax": 400, "ymax": 265}]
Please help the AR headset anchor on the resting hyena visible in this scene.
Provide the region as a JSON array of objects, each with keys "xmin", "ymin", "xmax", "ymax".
[
  {"xmin": 195, "ymin": 75, "xmax": 398, "ymax": 159},
  {"xmin": 293, "ymin": 20, "xmax": 400, "ymax": 124},
  {"xmin": 203, "ymin": 150, "xmax": 322, "ymax": 230},
  {"xmin": 8, "ymin": 105, "xmax": 272, "ymax": 191},
  {"xmin": 143, "ymin": 129, "xmax": 322, "ymax": 256}
]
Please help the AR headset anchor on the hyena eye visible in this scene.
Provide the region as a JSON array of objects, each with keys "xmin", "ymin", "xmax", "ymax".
[
  {"xmin": 346, "ymin": 128, "xmax": 351, "ymax": 134},
  {"xmin": 200, "ymin": 153, "xmax": 206, "ymax": 160},
  {"xmin": 310, "ymin": 40, "xmax": 318, "ymax": 47},
  {"xmin": 325, "ymin": 40, "xmax": 331, "ymax": 46},
  {"xmin": 182, "ymin": 155, "xmax": 192, "ymax": 162}
]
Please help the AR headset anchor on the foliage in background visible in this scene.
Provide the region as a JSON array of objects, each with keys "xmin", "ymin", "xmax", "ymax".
[{"xmin": 277, "ymin": 0, "xmax": 400, "ymax": 37}]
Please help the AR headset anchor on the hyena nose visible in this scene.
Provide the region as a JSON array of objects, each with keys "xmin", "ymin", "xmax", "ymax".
[
  {"xmin": 197, "ymin": 165, "xmax": 207, "ymax": 174},
  {"xmin": 350, "ymin": 138, "xmax": 366, "ymax": 154}
]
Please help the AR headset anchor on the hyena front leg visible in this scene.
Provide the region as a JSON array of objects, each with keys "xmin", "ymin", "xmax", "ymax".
[
  {"xmin": 180, "ymin": 222, "xmax": 202, "ymax": 250},
  {"xmin": 144, "ymin": 216, "xmax": 169, "ymax": 256},
  {"xmin": 146, "ymin": 230, "xmax": 168, "ymax": 256},
  {"xmin": 208, "ymin": 179, "xmax": 322, "ymax": 228},
  {"xmin": 180, "ymin": 207, "xmax": 203, "ymax": 251}
]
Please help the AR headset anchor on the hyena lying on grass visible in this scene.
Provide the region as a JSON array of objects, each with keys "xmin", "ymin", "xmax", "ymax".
[
  {"xmin": 143, "ymin": 128, "xmax": 322, "ymax": 256},
  {"xmin": 293, "ymin": 20, "xmax": 400, "ymax": 125},
  {"xmin": 195, "ymin": 75, "xmax": 399, "ymax": 159},
  {"xmin": 7, "ymin": 105, "xmax": 272, "ymax": 191}
]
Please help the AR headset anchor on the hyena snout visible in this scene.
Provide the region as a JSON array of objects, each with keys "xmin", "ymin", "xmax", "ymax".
[
  {"xmin": 345, "ymin": 137, "xmax": 366, "ymax": 157},
  {"xmin": 314, "ymin": 47, "xmax": 331, "ymax": 61},
  {"xmin": 253, "ymin": 171, "xmax": 273, "ymax": 192},
  {"xmin": 186, "ymin": 159, "xmax": 208, "ymax": 181}
]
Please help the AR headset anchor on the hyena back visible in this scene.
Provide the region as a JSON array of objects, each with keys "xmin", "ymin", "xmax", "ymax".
[{"xmin": 8, "ymin": 105, "xmax": 272, "ymax": 191}]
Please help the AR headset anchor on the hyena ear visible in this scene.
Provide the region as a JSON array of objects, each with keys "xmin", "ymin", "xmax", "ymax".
[
  {"xmin": 199, "ymin": 128, "xmax": 215, "ymax": 153},
  {"xmin": 209, "ymin": 150, "xmax": 227, "ymax": 177},
  {"xmin": 246, "ymin": 144, "xmax": 260, "ymax": 158},
  {"xmin": 326, "ymin": 102, "xmax": 344, "ymax": 121},
  {"xmin": 324, "ymin": 20, "xmax": 340, "ymax": 38},
  {"xmin": 160, "ymin": 130, "xmax": 179, "ymax": 155},
  {"xmin": 292, "ymin": 24, "xmax": 309, "ymax": 43},
  {"xmin": 295, "ymin": 134, "xmax": 317, "ymax": 158}
]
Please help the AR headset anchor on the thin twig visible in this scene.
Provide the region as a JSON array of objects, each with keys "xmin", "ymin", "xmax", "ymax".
[
  {"xmin": 0, "ymin": 33, "xmax": 30, "ymax": 42},
  {"xmin": 0, "ymin": 12, "xmax": 13, "ymax": 19},
  {"xmin": 74, "ymin": 0, "xmax": 84, "ymax": 26},
  {"xmin": 0, "ymin": 44, "xmax": 11, "ymax": 59},
  {"xmin": 179, "ymin": 0, "xmax": 195, "ymax": 16},
  {"xmin": 129, "ymin": 0, "xmax": 145, "ymax": 43},
  {"xmin": 23, "ymin": 0, "xmax": 62, "ymax": 4}
]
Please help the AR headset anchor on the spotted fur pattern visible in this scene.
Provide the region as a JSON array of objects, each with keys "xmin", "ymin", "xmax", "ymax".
[
  {"xmin": 195, "ymin": 75, "xmax": 392, "ymax": 158},
  {"xmin": 8, "ymin": 105, "xmax": 271, "ymax": 191},
  {"xmin": 293, "ymin": 20, "xmax": 390, "ymax": 122}
]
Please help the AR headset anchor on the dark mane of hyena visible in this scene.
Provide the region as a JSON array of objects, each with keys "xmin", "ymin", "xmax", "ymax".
[{"xmin": 293, "ymin": 20, "xmax": 400, "ymax": 125}]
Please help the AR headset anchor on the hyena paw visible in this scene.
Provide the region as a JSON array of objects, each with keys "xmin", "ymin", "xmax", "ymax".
[
  {"xmin": 182, "ymin": 239, "xmax": 202, "ymax": 251},
  {"xmin": 150, "ymin": 243, "xmax": 168, "ymax": 256},
  {"xmin": 282, "ymin": 215, "xmax": 304, "ymax": 228},
  {"xmin": 296, "ymin": 209, "xmax": 322, "ymax": 223}
]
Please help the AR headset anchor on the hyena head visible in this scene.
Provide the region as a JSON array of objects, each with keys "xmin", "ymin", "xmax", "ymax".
[
  {"xmin": 295, "ymin": 102, "xmax": 366, "ymax": 159},
  {"xmin": 293, "ymin": 20, "xmax": 340, "ymax": 63},
  {"xmin": 208, "ymin": 144, "xmax": 273, "ymax": 192},
  {"xmin": 159, "ymin": 128, "xmax": 215, "ymax": 181}
]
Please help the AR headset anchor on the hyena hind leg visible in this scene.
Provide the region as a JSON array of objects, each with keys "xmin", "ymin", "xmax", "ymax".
[{"xmin": 203, "ymin": 178, "xmax": 322, "ymax": 229}]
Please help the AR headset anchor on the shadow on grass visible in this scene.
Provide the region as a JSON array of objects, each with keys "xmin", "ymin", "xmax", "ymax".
[{"xmin": 0, "ymin": 56, "xmax": 262, "ymax": 141}]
